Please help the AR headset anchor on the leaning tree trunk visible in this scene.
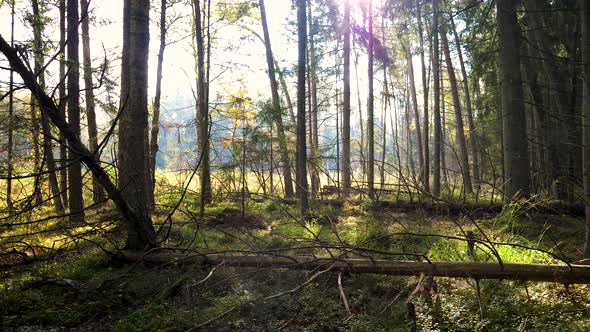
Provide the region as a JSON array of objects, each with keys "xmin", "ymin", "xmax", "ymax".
[
  {"xmin": 0, "ymin": 35, "xmax": 158, "ymax": 249},
  {"xmin": 418, "ymin": 1, "xmax": 430, "ymax": 193},
  {"xmin": 497, "ymin": 0, "xmax": 530, "ymax": 199},
  {"xmin": 259, "ymin": 0, "xmax": 295, "ymax": 199},
  {"xmin": 450, "ymin": 15, "xmax": 480, "ymax": 191},
  {"xmin": 342, "ymin": 0, "xmax": 352, "ymax": 196},
  {"xmin": 67, "ymin": 0, "xmax": 85, "ymax": 222},
  {"xmin": 296, "ymin": 0, "xmax": 309, "ymax": 217},
  {"xmin": 406, "ymin": 44, "xmax": 425, "ymax": 189},
  {"xmin": 81, "ymin": 0, "xmax": 105, "ymax": 204},
  {"xmin": 441, "ymin": 28, "xmax": 473, "ymax": 195}
]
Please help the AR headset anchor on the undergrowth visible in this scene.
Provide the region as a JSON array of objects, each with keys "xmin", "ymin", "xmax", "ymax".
[{"xmin": 1, "ymin": 197, "xmax": 589, "ymax": 331}]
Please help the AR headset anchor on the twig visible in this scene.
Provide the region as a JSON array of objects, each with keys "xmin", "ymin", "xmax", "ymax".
[
  {"xmin": 186, "ymin": 305, "xmax": 237, "ymax": 331},
  {"xmin": 337, "ymin": 272, "xmax": 352, "ymax": 315},
  {"xmin": 265, "ymin": 264, "xmax": 335, "ymax": 300}
]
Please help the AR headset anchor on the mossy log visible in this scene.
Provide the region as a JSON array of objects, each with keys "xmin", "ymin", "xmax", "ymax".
[{"xmin": 121, "ymin": 251, "xmax": 590, "ymax": 284}]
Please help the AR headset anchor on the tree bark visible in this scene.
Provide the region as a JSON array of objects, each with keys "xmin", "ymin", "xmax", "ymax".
[
  {"xmin": 31, "ymin": 0, "xmax": 65, "ymax": 214},
  {"xmin": 259, "ymin": 0, "xmax": 294, "ymax": 199},
  {"xmin": 118, "ymin": 0, "xmax": 156, "ymax": 249},
  {"xmin": 296, "ymin": 0, "xmax": 309, "ymax": 217},
  {"xmin": 121, "ymin": 251, "xmax": 590, "ymax": 284},
  {"xmin": 307, "ymin": 0, "xmax": 320, "ymax": 197},
  {"xmin": 497, "ymin": 0, "xmax": 530, "ymax": 199},
  {"xmin": 367, "ymin": 0, "xmax": 375, "ymax": 199},
  {"xmin": 441, "ymin": 28, "xmax": 473, "ymax": 195},
  {"xmin": 150, "ymin": 0, "xmax": 167, "ymax": 209},
  {"xmin": 67, "ymin": 0, "xmax": 85, "ymax": 222},
  {"xmin": 418, "ymin": 1, "xmax": 430, "ymax": 193},
  {"xmin": 81, "ymin": 0, "xmax": 105, "ymax": 204},
  {"xmin": 450, "ymin": 16, "xmax": 480, "ymax": 191},
  {"xmin": 581, "ymin": 0, "xmax": 590, "ymax": 257},
  {"xmin": 406, "ymin": 44, "xmax": 424, "ymax": 189},
  {"xmin": 6, "ymin": 0, "xmax": 15, "ymax": 212},
  {"xmin": 58, "ymin": 0, "xmax": 68, "ymax": 208},
  {"xmin": 342, "ymin": 0, "xmax": 351, "ymax": 196},
  {"xmin": 192, "ymin": 0, "xmax": 212, "ymax": 214},
  {"xmin": 432, "ymin": 0, "xmax": 442, "ymax": 197}
]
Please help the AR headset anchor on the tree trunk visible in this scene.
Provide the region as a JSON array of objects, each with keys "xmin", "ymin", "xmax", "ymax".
[
  {"xmin": 193, "ymin": 0, "xmax": 212, "ymax": 214},
  {"xmin": 497, "ymin": 0, "xmax": 530, "ymax": 199},
  {"xmin": 450, "ymin": 16, "xmax": 480, "ymax": 191},
  {"xmin": 367, "ymin": 0, "xmax": 375, "ymax": 199},
  {"xmin": 0, "ymin": 35, "xmax": 158, "ymax": 249},
  {"xmin": 81, "ymin": 0, "xmax": 105, "ymax": 204},
  {"xmin": 58, "ymin": 0, "xmax": 68, "ymax": 208},
  {"xmin": 307, "ymin": 0, "xmax": 320, "ymax": 197},
  {"xmin": 121, "ymin": 252, "xmax": 590, "ymax": 284},
  {"xmin": 406, "ymin": 44, "xmax": 424, "ymax": 189},
  {"xmin": 67, "ymin": 0, "xmax": 85, "ymax": 222},
  {"xmin": 441, "ymin": 28, "xmax": 473, "ymax": 195},
  {"xmin": 342, "ymin": 0, "xmax": 351, "ymax": 196},
  {"xmin": 118, "ymin": 0, "xmax": 156, "ymax": 249},
  {"xmin": 418, "ymin": 1, "xmax": 430, "ymax": 193},
  {"xmin": 6, "ymin": 0, "xmax": 15, "ymax": 212},
  {"xmin": 150, "ymin": 0, "xmax": 167, "ymax": 209},
  {"xmin": 581, "ymin": 0, "xmax": 590, "ymax": 257},
  {"xmin": 31, "ymin": 0, "xmax": 65, "ymax": 214},
  {"xmin": 432, "ymin": 0, "xmax": 441, "ymax": 197},
  {"xmin": 259, "ymin": 0, "xmax": 294, "ymax": 199},
  {"xmin": 296, "ymin": 0, "xmax": 309, "ymax": 217}
]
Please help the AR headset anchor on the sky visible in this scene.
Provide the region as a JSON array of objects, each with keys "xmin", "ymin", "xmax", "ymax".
[{"xmin": 0, "ymin": 0, "xmax": 427, "ymax": 140}]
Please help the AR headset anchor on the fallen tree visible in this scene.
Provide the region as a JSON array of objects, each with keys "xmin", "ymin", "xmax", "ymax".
[
  {"xmin": 121, "ymin": 251, "xmax": 590, "ymax": 284},
  {"xmin": 0, "ymin": 35, "xmax": 157, "ymax": 247},
  {"xmin": 323, "ymin": 200, "xmax": 585, "ymax": 217}
]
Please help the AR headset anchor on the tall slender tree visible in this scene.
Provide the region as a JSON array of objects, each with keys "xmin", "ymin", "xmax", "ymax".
[
  {"xmin": 193, "ymin": 0, "xmax": 212, "ymax": 214},
  {"xmin": 580, "ymin": 0, "xmax": 590, "ymax": 257},
  {"xmin": 296, "ymin": 0, "xmax": 309, "ymax": 216},
  {"xmin": 432, "ymin": 0, "xmax": 442, "ymax": 197},
  {"xmin": 406, "ymin": 44, "xmax": 424, "ymax": 188},
  {"xmin": 58, "ymin": 0, "xmax": 68, "ymax": 207},
  {"xmin": 450, "ymin": 15, "xmax": 480, "ymax": 191},
  {"xmin": 81, "ymin": 0, "xmax": 104, "ymax": 204},
  {"xmin": 258, "ymin": 0, "xmax": 294, "ymax": 198},
  {"xmin": 31, "ymin": 0, "xmax": 64, "ymax": 213},
  {"xmin": 307, "ymin": 0, "xmax": 320, "ymax": 197},
  {"xmin": 118, "ymin": 0, "xmax": 156, "ymax": 249},
  {"xmin": 67, "ymin": 0, "xmax": 84, "ymax": 222},
  {"xmin": 150, "ymin": 0, "xmax": 168, "ymax": 208},
  {"xmin": 6, "ymin": 0, "xmax": 15, "ymax": 212},
  {"xmin": 497, "ymin": 0, "xmax": 530, "ymax": 199},
  {"xmin": 418, "ymin": 1, "xmax": 430, "ymax": 192},
  {"xmin": 367, "ymin": 0, "xmax": 375, "ymax": 199},
  {"xmin": 441, "ymin": 27, "xmax": 473, "ymax": 195},
  {"xmin": 342, "ymin": 0, "xmax": 351, "ymax": 195}
]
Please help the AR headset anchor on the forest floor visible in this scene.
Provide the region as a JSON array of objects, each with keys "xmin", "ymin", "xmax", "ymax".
[{"xmin": 2, "ymin": 198, "xmax": 590, "ymax": 331}]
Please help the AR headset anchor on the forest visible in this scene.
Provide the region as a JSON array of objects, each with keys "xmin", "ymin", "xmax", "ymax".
[{"xmin": 1, "ymin": 0, "xmax": 590, "ymax": 330}]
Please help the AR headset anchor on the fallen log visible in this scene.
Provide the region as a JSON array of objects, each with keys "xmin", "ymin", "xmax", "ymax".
[
  {"xmin": 121, "ymin": 251, "xmax": 590, "ymax": 284},
  {"xmin": 321, "ymin": 200, "xmax": 585, "ymax": 217}
]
